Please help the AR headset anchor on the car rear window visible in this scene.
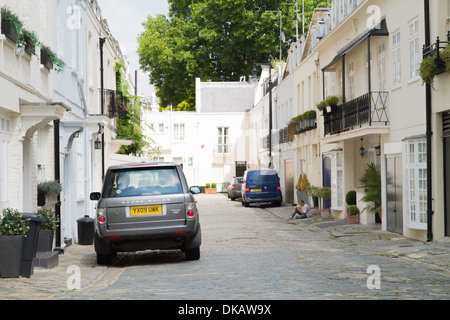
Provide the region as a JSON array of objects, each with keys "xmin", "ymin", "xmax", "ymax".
[
  {"xmin": 107, "ymin": 167, "xmax": 183, "ymax": 197},
  {"xmin": 246, "ymin": 171, "xmax": 278, "ymax": 185}
]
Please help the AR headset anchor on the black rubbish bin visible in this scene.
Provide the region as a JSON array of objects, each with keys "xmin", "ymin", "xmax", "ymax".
[
  {"xmin": 77, "ymin": 215, "xmax": 94, "ymax": 245},
  {"xmin": 21, "ymin": 213, "xmax": 42, "ymax": 278}
]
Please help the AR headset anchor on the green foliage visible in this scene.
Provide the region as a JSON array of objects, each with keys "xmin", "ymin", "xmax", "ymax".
[
  {"xmin": 359, "ymin": 162, "xmax": 382, "ymax": 215},
  {"xmin": 347, "ymin": 205, "xmax": 360, "ymax": 216},
  {"xmin": 138, "ymin": 0, "xmax": 328, "ymax": 110},
  {"xmin": 419, "ymin": 44, "xmax": 450, "ymax": 86},
  {"xmin": 37, "ymin": 180, "xmax": 62, "ymax": 197},
  {"xmin": 37, "ymin": 208, "xmax": 59, "ymax": 231},
  {"xmin": 0, "ymin": 208, "xmax": 30, "ymax": 236},
  {"xmin": 325, "ymin": 95, "xmax": 340, "ymax": 107},
  {"xmin": 211, "ymin": 183, "xmax": 217, "ymax": 188},
  {"xmin": 346, "ymin": 190, "xmax": 357, "ymax": 205},
  {"xmin": 205, "ymin": 183, "xmax": 211, "ymax": 188},
  {"xmin": 316, "ymin": 100, "xmax": 327, "ymax": 111}
]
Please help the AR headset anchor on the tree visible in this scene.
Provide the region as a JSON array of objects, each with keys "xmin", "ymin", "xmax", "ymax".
[{"xmin": 138, "ymin": 0, "xmax": 329, "ymax": 110}]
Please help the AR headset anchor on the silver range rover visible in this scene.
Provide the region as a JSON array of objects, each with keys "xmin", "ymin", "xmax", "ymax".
[{"xmin": 90, "ymin": 162, "xmax": 201, "ymax": 265}]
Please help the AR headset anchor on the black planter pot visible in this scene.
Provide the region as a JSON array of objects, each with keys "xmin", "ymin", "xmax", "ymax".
[
  {"xmin": 40, "ymin": 49, "xmax": 53, "ymax": 70},
  {"xmin": 0, "ymin": 235, "xmax": 24, "ymax": 278},
  {"xmin": 1, "ymin": 19, "xmax": 19, "ymax": 43},
  {"xmin": 37, "ymin": 229, "xmax": 54, "ymax": 252},
  {"xmin": 21, "ymin": 214, "xmax": 42, "ymax": 278}
]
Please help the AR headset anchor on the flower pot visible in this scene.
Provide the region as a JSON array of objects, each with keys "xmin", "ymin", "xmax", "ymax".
[
  {"xmin": 320, "ymin": 208, "xmax": 330, "ymax": 217},
  {"xmin": 346, "ymin": 215, "xmax": 359, "ymax": 224},
  {"xmin": 37, "ymin": 229, "xmax": 54, "ymax": 252},
  {"xmin": 1, "ymin": 19, "xmax": 19, "ymax": 43},
  {"xmin": 0, "ymin": 235, "xmax": 24, "ymax": 278},
  {"xmin": 205, "ymin": 188, "xmax": 217, "ymax": 194},
  {"xmin": 40, "ymin": 48, "xmax": 53, "ymax": 70}
]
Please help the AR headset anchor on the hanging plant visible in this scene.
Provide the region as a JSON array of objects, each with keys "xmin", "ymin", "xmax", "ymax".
[
  {"xmin": 40, "ymin": 44, "xmax": 65, "ymax": 72},
  {"xmin": 419, "ymin": 44, "xmax": 450, "ymax": 86}
]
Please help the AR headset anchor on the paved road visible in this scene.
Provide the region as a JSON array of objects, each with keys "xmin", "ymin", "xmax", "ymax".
[{"xmin": 1, "ymin": 193, "xmax": 449, "ymax": 301}]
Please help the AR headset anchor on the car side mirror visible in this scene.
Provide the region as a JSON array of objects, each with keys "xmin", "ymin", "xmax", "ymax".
[
  {"xmin": 90, "ymin": 192, "xmax": 101, "ymax": 201},
  {"xmin": 190, "ymin": 186, "xmax": 201, "ymax": 194}
]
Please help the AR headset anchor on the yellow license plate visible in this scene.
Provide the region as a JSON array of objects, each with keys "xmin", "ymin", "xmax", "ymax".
[
  {"xmin": 130, "ymin": 205, "xmax": 162, "ymax": 216},
  {"xmin": 250, "ymin": 189, "xmax": 262, "ymax": 192}
]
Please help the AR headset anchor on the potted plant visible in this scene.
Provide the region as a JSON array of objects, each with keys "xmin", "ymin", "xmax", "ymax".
[
  {"xmin": 205, "ymin": 183, "xmax": 217, "ymax": 194},
  {"xmin": 325, "ymin": 95, "xmax": 340, "ymax": 111},
  {"xmin": 295, "ymin": 173, "xmax": 309, "ymax": 205},
  {"xmin": 359, "ymin": 163, "xmax": 382, "ymax": 222},
  {"xmin": 1, "ymin": 6, "xmax": 22, "ymax": 43},
  {"xmin": 36, "ymin": 208, "xmax": 59, "ymax": 252},
  {"xmin": 37, "ymin": 180, "xmax": 62, "ymax": 206},
  {"xmin": 0, "ymin": 208, "xmax": 30, "ymax": 278},
  {"xmin": 22, "ymin": 29, "xmax": 39, "ymax": 56},
  {"xmin": 306, "ymin": 185, "xmax": 319, "ymax": 208},
  {"xmin": 303, "ymin": 110, "xmax": 317, "ymax": 129},
  {"xmin": 419, "ymin": 44, "xmax": 450, "ymax": 86},
  {"xmin": 316, "ymin": 100, "xmax": 327, "ymax": 113},
  {"xmin": 40, "ymin": 44, "xmax": 65, "ymax": 72},
  {"xmin": 318, "ymin": 187, "xmax": 331, "ymax": 217},
  {"xmin": 346, "ymin": 205, "xmax": 360, "ymax": 224}
]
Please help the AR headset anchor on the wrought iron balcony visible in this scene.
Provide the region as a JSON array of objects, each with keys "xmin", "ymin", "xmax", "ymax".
[
  {"xmin": 99, "ymin": 89, "xmax": 129, "ymax": 118},
  {"xmin": 323, "ymin": 91, "xmax": 389, "ymax": 137}
]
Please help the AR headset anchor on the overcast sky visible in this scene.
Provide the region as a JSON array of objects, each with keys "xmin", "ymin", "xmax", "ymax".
[{"xmin": 96, "ymin": 0, "xmax": 170, "ymax": 98}]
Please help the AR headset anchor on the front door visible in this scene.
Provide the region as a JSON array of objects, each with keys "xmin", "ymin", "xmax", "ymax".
[
  {"xmin": 284, "ymin": 159, "xmax": 294, "ymax": 204},
  {"xmin": 322, "ymin": 155, "xmax": 331, "ymax": 209},
  {"xmin": 386, "ymin": 154, "xmax": 403, "ymax": 234},
  {"xmin": 444, "ymin": 136, "xmax": 450, "ymax": 236}
]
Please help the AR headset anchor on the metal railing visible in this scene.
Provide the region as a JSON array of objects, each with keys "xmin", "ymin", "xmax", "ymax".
[
  {"xmin": 99, "ymin": 89, "xmax": 129, "ymax": 118},
  {"xmin": 324, "ymin": 91, "xmax": 389, "ymax": 137}
]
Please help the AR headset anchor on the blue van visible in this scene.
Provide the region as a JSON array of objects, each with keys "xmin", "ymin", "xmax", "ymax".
[{"xmin": 241, "ymin": 169, "xmax": 282, "ymax": 207}]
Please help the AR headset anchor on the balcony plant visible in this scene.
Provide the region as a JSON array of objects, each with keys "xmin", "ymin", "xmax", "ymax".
[
  {"xmin": 0, "ymin": 208, "xmax": 30, "ymax": 278},
  {"xmin": 1, "ymin": 6, "xmax": 22, "ymax": 43},
  {"xmin": 325, "ymin": 95, "xmax": 340, "ymax": 109},
  {"xmin": 316, "ymin": 100, "xmax": 327, "ymax": 112},
  {"xmin": 36, "ymin": 208, "xmax": 59, "ymax": 252},
  {"xmin": 37, "ymin": 180, "xmax": 62, "ymax": 206},
  {"xmin": 40, "ymin": 44, "xmax": 65, "ymax": 72},
  {"xmin": 346, "ymin": 205, "xmax": 360, "ymax": 224},
  {"xmin": 22, "ymin": 29, "xmax": 39, "ymax": 56},
  {"xmin": 303, "ymin": 110, "xmax": 316, "ymax": 128},
  {"xmin": 419, "ymin": 44, "xmax": 450, "ymax": 86}
]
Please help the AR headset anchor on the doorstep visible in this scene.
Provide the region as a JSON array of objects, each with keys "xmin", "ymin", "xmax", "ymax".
[{"xmin": 34, "ymin": 251, "xmax": 59, "ymax": 269}]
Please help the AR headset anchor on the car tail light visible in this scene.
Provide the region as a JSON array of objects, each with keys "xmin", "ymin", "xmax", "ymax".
[
  {"xmin": 186, "ymin": 202, "xmax": 195, "ymax": 218},
  {"xmin": 277, "ymin": 186, "xmax": 281, "ymax": 191},
  {"xmin": 97, "ymin": 208, "xmax": 106, "ymax": 224},
  {"xmin": 245, "ymin": 187, "xmax": 249, "ymax": 193},
  {"xmin": 232, "ymin": 185, "xmax": 238, "ymax": 188}
]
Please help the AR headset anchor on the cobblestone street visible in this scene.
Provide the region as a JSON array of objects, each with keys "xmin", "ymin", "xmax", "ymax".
[{"xmin": 1, "ymin": 193, "xmax": 449, "ymax": 300}]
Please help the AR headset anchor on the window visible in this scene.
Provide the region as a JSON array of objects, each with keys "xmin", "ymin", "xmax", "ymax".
[
  {"xmin": 408, "ymin": 19, "xmax": 420, "ymax": 81},
  {"xmin": 348, "ymin": 62, "xmax": 354, "ymax": 100},
  {"xmin": 377, "ymin": 42, "xmax": 386, "ymax": 92},
  {"xmin": 173, "ymin": 123, "xmax": 185, "ymax": 141},
  {"xmin": 77, "ymin": 136, "xmax": 85, "ymax": 198},
  {"xmin": 159, "ymin": 123, "xmax": 164, "ymax": 133},
  {"xmin": 0, "ymin": 115, "xmax": 12, "ymax": 209},
  {"xmin": 331, "ymin": 151, "xmax": 344, "ymax": 209},
  {"xmin": 217, "ymin": 127, "xmax": 229, "ymax": 154},
  {"xmin": 392, "ymin": 29, "xmax": 402, "ymax": 87},
  {"xmin": 404, "ymin": 139, "xmax": 427, "ymax": 229}
]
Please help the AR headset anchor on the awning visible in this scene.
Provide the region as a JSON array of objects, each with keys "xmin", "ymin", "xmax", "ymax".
[{"xmin": 322, "ymin": 17, "xmax": 389, "ymax": 72}]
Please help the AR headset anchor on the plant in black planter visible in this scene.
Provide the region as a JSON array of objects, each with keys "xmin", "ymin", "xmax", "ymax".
[
  {"xmin": 0, "ymin": 208, "xmax": 30, "ymax": 278},
  {"xmin": 22, "ymin": 29, "xmax": 39, "ymax": 56},
  {"xmin": 359, "ymin": 162, "xmax": 382, "ymax": 222},
  {"xmin": 40, "ymin": 44, "xmax": 65, "ymax": 72},
  {"xmin": 37, "ymin": 180, "xmax": 63, "ymax": 206},
  {"xmin": 419, "ymin": 44, "xmax": 450, "ymax": 86},
  {"xmin": 36, "ymin": 208, "xmax": 59, "ymax": 252},
  {"xmin": 325, "ymin": 95, "xmax": 340, "ymax": 108},
  {"xmin": 1, "ymin": 6, "xmax": 22, "ymax": 43}
]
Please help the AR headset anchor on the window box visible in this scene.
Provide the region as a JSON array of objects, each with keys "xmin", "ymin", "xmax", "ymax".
[{"xmin": 1, "ymin": 19, "xmax": 19, "ymax": 43}]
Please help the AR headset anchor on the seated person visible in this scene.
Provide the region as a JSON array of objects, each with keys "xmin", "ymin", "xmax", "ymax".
[{"xmin": 289, "ymin": 200, "xmax": 311, "ymax": 220}]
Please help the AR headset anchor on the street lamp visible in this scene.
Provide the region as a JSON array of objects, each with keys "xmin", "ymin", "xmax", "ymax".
[{"xmin": 254, "ymin": 57, "xmax": 274, "ymax": 169}]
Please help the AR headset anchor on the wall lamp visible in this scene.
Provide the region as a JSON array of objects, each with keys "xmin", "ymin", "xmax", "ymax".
[{"xmin": 359, "ymin": 138, "xmax": 368, "ymax": 158}]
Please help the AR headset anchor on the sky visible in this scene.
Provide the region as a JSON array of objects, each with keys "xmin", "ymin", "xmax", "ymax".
[{"xmin": 96, "ymin": 0, "xmax": 170, "ymax": 98}]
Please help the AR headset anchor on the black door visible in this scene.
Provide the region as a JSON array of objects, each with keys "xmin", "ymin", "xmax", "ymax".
[
  {"xmin": 236, "ymin": 161, "xmax": 247, "ymax": 178},
  {"xmin": 322, "ymin": 155, "xmax": 331, "ymax": 209},
  {"xmin": 443, "ymin": 112, "xmax": 450, "ymax": 236},
  {"xmin": 386, "ymin": 154, "xmax": 403, "ymax": 234}
]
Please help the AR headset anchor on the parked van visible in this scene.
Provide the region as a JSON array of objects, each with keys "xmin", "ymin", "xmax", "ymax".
[{"xmin": 241, "ymin": 169, "xmax": 282, "ymax": 207}]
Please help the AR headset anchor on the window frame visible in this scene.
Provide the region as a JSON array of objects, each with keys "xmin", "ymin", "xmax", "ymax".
[
  {"xmin": 391, "ymin": 29, "xmax": 402, "ymax": 88},
  {"xmin": 408, "ymin": 18, "xmax": 420, "ymax": 81}
]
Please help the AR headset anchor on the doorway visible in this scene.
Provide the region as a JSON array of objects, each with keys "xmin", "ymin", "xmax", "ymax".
[
  {"xmin": 284, "ymin": 159, "xmax": 294, "ymax": 204},
  {"xmin": 322, "ymin": 155, "xmax": 331, "ymax": 209},
  {"xmin": 386, "ymin": 154, "xmax": 403, "ymax": 234}
]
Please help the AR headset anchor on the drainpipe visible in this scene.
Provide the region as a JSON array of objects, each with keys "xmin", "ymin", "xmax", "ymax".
[
  {"xmin": 99, "ymin": 37, "xmax": 106, "ymax": 181},
  {"xmin": 424, "ymin": 0, "xmax": 433, "ymax": 242},
  {"xmin": 54, "ymin": 120, "xmax": 62, "ymax": 250}
]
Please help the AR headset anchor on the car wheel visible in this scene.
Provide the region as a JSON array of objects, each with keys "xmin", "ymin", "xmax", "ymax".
[{"xmin": 184, "ymin": 246, "xmax": 200, "ymax": 261}]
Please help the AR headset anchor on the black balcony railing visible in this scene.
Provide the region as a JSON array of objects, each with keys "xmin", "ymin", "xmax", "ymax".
[
  {"xmin": 100, "ymin": 89, "xmax": 129, "ymax": 118},
  {"xmin": 324, "ymin": 91, "xmax": 389, "ymax": 136}
]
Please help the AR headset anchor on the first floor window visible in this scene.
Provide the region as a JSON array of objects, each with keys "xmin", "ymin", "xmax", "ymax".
[
  {"xmin": 173, "ymin": 123, "xmax": 185, "ymax": 141},
  {"xmin": 218, "ymin": 127, "xmax": 229, "ymax": 154},
  {"xmin": 404, "ymin": 138, "xmax": 427, "ymax": 229},
  {"xmin": 331, "ymin": 150, "xmax": 344, "ymax": 209}
]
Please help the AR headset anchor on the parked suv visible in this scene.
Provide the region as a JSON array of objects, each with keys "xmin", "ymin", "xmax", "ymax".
[
  {"xmin": 241, "ymin": 169, "xmax": 282, "ymax": 207},
  {"xmin": 90, "ymin": 162, "xmax": 201, "ymax": 265}
]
